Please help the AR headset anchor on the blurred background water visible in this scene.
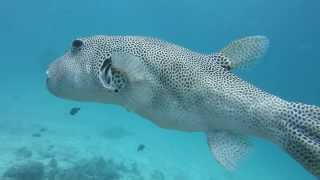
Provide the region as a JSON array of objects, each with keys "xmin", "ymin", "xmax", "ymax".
[{"xmin": 0, "ymin": 0, "xmax": 319, "ymax": 179}]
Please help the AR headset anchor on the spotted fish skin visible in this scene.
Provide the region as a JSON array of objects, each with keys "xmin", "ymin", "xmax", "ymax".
[{"xmin": 46, "ymin": 36, "xmax": 320, "ymax": 177}]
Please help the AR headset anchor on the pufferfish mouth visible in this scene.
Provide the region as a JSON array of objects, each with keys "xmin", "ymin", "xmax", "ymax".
[
  {"xmin": 46, "ymin": 73, "xmax": 59, "ymax": 97},
  {"xmin": 46, "ymin": 59, "xmax": 64, "ymax": 97},
  {"xmin": 46, "ymin": 77, "xmax": 58, "ymax": 97}
]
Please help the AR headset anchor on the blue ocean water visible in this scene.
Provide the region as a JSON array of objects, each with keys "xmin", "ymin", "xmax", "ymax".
[{"xmin": 0, "ymin": 0, "xmax": 319, "ymax": 179}]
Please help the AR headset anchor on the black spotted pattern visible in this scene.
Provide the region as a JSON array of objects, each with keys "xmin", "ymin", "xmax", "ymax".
[
  {"xmin": 50, "ymin": 35, "xmax": 320, "ymax": 177},
  {"xmin": 279, "ymin": 103, "xmax": 320, "ymax": 176}
]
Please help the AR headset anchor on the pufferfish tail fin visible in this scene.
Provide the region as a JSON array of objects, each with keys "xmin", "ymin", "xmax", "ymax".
[
  {"xmin": 210, "ymin": 36, "xmax": 269, "ymax": 70},
  {"xmin": 278, "ymin": 102, "xmax": 320, "ymax": 177}
]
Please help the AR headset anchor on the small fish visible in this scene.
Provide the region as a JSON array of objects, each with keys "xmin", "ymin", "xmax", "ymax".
[
  {"xmin": 48, "ymin": 145, "xmax": 55, "ymax": 151},
  {"xmin": 69, "ymin": 107, "xmax": 80, "ymax": 115},
  {"xmin": 39, "ymin": 127, "xmax": 47, "ymax": 132},
  {"xmin": 32, "ymin": 133, "xmax": 41, "ymax": 138},
  {"xmin": 137, "ymin": 144, "xmax": 145, "ymax": 152}
]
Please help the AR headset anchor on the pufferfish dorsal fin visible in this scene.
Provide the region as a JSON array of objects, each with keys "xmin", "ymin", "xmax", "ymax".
[
  {"xmin": 207, "ymin": 131, "xmax": 251, "ymax": 171},
  {"xmin": 211, "ymin": 36, "xmax": 269, "ymax": 70}
]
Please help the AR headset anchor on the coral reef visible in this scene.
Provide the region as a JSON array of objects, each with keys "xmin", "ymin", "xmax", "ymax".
[
  {"xmin": 3, "ymin": 161, "xmax": 44, "ymax": 180},
  {"xmin": 2, "ymin": 157, "xmax": 154, "ymax": 180},
  {"xmin": 150, "ymin": 170, "xmax": 165, "ymax": 180},
  {"xmin": 14, "ymin": 147, "xmax": 32, "ymax": 159}
]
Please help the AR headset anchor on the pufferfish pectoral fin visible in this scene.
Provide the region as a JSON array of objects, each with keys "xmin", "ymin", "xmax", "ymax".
[
  {"xmin": 207, "ymin": 131, "xmax": 251, "ymax": 171},
  {"xmin": 109, "ymin": 52, "xmax": 154, "ymax": 108},
  {"xmin": 211, "ymin": 36, "xmax": 269, "ymax": 70},
  {"xmin": 98, "ymin": 52, "xmax": 150, "ymax": 93},
  {"xmin": 111, "ymin": 52, "xmax": 148, "ymax": 82}
]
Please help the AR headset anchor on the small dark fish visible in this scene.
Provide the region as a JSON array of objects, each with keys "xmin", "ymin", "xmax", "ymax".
[
  {"xmin": 70, "ymin": 107, "xmax": 80, "ymax": 116},
  {"xmin": 48, "ymin": 145, "xmax": 55, "ymax": 151},
  {"xmin": 40, "ymin": 127, "xmax": 47, "ymax": 132},
  {"xmin": 32, "ymin": 133, "xmax": 41, "ymax": 137},
  {"xmin": 137, "ymin": 144, "xmax": 145, "ymax": 152}
]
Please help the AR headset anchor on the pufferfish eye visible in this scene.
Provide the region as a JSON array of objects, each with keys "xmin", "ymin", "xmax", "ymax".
[{"xmin": 72, "ymin": 39, "xmax": 83, "ymax": 49}]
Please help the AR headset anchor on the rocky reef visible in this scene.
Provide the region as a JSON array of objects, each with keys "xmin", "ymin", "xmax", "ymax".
[
  {"xmin": 2, "ymin": 161, "xmax": 44, "ymax": 180},
  {"xmin": 2, "ymin": 156, "xmax": 166, "ymax": 180}
]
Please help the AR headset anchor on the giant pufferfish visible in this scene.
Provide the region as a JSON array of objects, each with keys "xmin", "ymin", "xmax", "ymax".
[{"xmin": 46, "ymin": 35, "xmax": 320, "ymax": 178}]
